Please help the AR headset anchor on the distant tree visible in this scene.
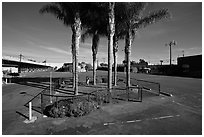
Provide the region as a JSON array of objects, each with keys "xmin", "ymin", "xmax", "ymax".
[
  {"xmin": 130, "ymin": 60, "xmax": 137, "ymax": 66},
  {"xmin": 54, "ymin": 66, "xmax": 58, "ymax": 70},
  {"xmin": 139, "ymin": 59, "xmax": 148, "ymax": 65},
  {"xmin": 85, "ymin": 63, "xmax": 93, "ymax": 71},
  {"xmin": 81, "ymin": 61, "xmax": 86, "ymax": 65},
  {"xmin": 100, "ymin": 63, "xmax": 108, "ymax": 67}
]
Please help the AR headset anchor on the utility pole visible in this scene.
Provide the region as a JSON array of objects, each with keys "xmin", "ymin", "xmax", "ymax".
[{"xmin": 165, "ymin": 40, "xmax": 177, "ymax": 66}]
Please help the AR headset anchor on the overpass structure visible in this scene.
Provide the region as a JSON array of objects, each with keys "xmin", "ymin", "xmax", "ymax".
[{"xmin": 2, "ymin": 56, "xmax": 52, "ymax": 74}]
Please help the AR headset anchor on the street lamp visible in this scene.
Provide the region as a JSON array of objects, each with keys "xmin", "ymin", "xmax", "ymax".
[{"xmin": 165, "ymin": 40, "xmax": 177, "ymax": 66}]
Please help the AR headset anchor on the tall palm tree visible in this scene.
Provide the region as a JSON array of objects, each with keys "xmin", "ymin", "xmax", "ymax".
[
  {"xmin": 107, "ymin": 2, "xmax": 115, "ymax": 100},
  {"xmin": 40, "ymin": 2, "xmax": 87, "ymax": 95},
  {"xmin": 118, "ymin": 3, "xmax": 170, "ymax": 89},
  {"xmin": 112, "ymin": 31, "xmax": 126, "ymax": 86},
  {"xmin": 112, "ymin": 9, "xmax": 127, "ymax": 86},
  {"xmin": 81, "ymin": 3, "xmax": 107, "ymax": 85},
  {"xmin": 113, "ymin": 35, "xmax": 118, "ymax": 86}
]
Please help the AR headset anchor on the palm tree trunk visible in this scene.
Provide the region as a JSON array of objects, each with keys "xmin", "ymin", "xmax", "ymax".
[
  {"xmin": 71, "ymin": 37, "xmax": 75, "ymax": 90},
  {"xmin": 108, "ymin": 2, "xmax": 115, "ymax": 102},
  {"xmin": 72, "ymin": 51, "xmax": 75, "ymax": 89},
  {"xmin": 92, "ymin": 32, "xmax": 99, "ymax": 86},
  {"xmin": 71, "ymin": 12, "xmax": 81, "ymax": 95},
  {"xmin": 113, "ymin": 41, "xmax": 118, "ymax": 86},
  {"xmin": 93, "ymin": 53, "xmax": 97, "ymax": 85},
  {"xmin": 125, "ymin": 28, "xmax": 132, "ymax": 89}
]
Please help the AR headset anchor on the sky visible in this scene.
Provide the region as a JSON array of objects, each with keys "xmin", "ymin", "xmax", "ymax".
[{"xmin": 2, "ymin": 2, "xmax": 202, "ymax": 68}]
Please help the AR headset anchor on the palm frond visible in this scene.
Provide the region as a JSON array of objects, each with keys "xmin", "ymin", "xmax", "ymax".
[
  {"xmin": 129, "ymin": 2, "xmax": 147, "ymax": 19},
  {"xmin": 92, "ymin": 33, "xmax": 100, "ymax": 55},
  {"xmin": 39, "ymin": 4, "xmax": 65, "ymax": 21},
  {"xmin": 81, "ymin": 28, "xmax": 93, "ymax": 42},
  {"xmin": 135, "ymin": 8, "xmax": 171, "ymax": 29},
  {"xmin": 39, "ymin": 2, "xmax": 84, "ymax": 26},
  {"xmin": 114, "ymin": 2, "xmax": 148, "ymax": 40}
]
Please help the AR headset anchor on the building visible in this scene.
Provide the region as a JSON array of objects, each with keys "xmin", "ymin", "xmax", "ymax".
[
  {"xmin": 177, "ymin": 54, "xmax": 202, "ymax": 78},
  {"xmin": 61, "ymin": 63, "xmax": 86, "ymax": 72},
  {"xmin": 2, "ymin": 56, "xmax": 52, "ymax": 76}
]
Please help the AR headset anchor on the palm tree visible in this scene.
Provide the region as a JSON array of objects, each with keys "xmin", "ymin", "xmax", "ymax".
[
  {"xmin": 112, "ymin": 7, "xmax": 127, "ymax": 86},
  {"xmin": 112, "ymin": 31, "xmax": 126, "ymax": 86},
  {"xmin": 113, "ymin": 35, "xmax": 118, "ymax": 86},
  {"xmin": 118, "ymin": 3, "xmax": 170, "ymax": 89},
  {"xmin": 81, "ymin": 3, "xmax": 107, "ymax": 85},
  {"xmin": 40, "ymin": 2, "xmax": 87, "ymax": 95},
  {"xmin": 107, "ymin": 2, "xmax": 115, "ymax": 101}
]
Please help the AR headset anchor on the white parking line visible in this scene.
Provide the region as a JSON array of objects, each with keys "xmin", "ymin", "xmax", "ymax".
[
  {"xmin": 172, "ymin": 100, "xmax": 201, "ymax": 114},
  {"xmin": 103, "ymin": 115, "xmax": 180, "ymax": 126},
  {"xmin": 126, "ymin": 120, "xmax": 142, "ymax": 123},
  {"xmin": 152, "ymin": 115, "xmax": 174, "ymax": 120}
]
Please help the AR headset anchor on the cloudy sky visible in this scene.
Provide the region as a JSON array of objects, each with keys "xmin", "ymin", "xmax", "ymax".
[{"xmin": 2, "ymin": 2, "xmax": 202, "ymax": 67}]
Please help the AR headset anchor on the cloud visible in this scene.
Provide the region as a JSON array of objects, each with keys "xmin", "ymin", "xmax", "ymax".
[
  {"xmin": 39, "ymin": 45, "xmax": 71, "ymax": 55},
  {"xmin": 174, "ymin": 47, "xmax": 202, "ymax": 57},
  {"xmin": 175, "ymin": 47, "xmax": 202, "ymax": 52},
  {"xmin": 142, "ymin": 28, "xmax": 167, "ymax": 38}
]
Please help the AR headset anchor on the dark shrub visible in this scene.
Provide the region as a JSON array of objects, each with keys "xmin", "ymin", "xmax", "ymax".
[{"xmin": 44, "ymin": 97, "xmax": 99, "ymax": 118}]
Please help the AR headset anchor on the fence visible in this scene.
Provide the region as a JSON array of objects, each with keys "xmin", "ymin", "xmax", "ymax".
[
  {"xmin": 112, "ymin": 86, "xmax": 142, "ymax": 102},
  {"xmin": 131, "ymin": 79, "xmax": 160, "ymax": 96},
  {"xmin": 117, "ymin": 76, "xmax": 161, "ymax": 96},
  {"xmin": 23, "ymin": 76, "xmax": 160, "ymax": 117}
]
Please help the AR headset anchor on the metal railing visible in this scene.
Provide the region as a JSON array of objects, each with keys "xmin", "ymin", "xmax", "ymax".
[
  {"xmin": 133, "ymin": 79, "xmax": 160, "ymax": 95},
  {"xmin": 23, "ymin": 76, "xmax": 159, "ymax": 117},
  {"xmin": 117, "ymin": 76, "xmax": 161, "ymax": 96}
]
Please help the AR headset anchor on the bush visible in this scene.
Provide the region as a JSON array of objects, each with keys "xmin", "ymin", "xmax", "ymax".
[{"xmin": 43, "ymin": 97, "xmax": 99, "ymax": 118}]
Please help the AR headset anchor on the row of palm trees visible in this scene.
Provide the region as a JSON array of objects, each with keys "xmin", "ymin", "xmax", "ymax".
[{"xmin": 40, "ymin": 2, "xmax": 170, "ymax": 96}]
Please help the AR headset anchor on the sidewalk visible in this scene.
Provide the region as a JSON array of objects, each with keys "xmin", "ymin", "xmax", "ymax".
[{"xmin": 4, "ymin": 94, "xmax": 172, "ymax": 135}]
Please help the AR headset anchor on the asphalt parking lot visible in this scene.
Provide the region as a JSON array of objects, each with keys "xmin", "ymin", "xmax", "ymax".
[{"xmin": 2, "ymin": 71, "xmax": 202, "ymax": 134}]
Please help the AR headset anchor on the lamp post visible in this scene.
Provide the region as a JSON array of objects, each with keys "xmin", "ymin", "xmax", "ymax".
[{"xmin": 165, "ymin": 40, "xmax": 177, "ymax": 66}]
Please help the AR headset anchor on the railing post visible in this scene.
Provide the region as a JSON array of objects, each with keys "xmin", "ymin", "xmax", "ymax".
[
  {"xmin": 29, "ymin": 102, "xmax": 32, "ymax": 120},
  {"xmin": 23, "ymin": 101, "xmax": 37, "ymax": 123},
  {"xmin": 41, "ymin": 93, "xmax": 43, "ymax": 115},
  {"xmin": 127, "ymin": 87, "xmax": 129, "ymax": 101},
  {"xmin": 139, "ymin": 87, "xmax": 142, "ymax": 102}
]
